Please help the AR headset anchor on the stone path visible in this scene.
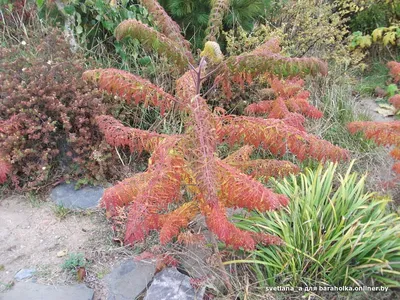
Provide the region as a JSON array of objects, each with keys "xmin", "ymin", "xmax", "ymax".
[
  {"xmin": 103, "ymin": 260, "xmax": 156, "ymax": 300},
  {"xmin": 0, "ymin": 282, "xmax": 94, "ymax": 300},
  {"xmin": 50, "ymin": 182, "xmax": 104, "ymax": 209},
  {"xmin": 1, "ymin": 264, "xmax": 204, "ymax": 300},
  {"xmin": 144, "ymin": 268, "xmax": 205, "ymax": 300}
]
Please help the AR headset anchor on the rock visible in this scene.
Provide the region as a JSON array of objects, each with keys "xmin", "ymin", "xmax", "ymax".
[
  {"xmin": 50, "ymin": 182, "xmax": 104, "ymax": 210},
  {"xmin": 144, "ymin": 268, "xmax": 205, "ymax": 300},
  {"xmin": 14, "ymin": 269, "xmax": 36, "ymax": 281},
  {"xmin": 0, "ymin": 282, "xmax": 94, "ymax": 300},
  {"xmin": 103, "ymin": 259, "xmax": 156, "ymax": 300}
]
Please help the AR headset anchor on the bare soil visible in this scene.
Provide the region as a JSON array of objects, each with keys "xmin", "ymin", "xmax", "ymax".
[{"xmin": 0, "ymin": 195, "xmax": 137, "ymax": 298}]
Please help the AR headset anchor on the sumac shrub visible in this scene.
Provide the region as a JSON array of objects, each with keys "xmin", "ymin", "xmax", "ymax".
[{"xmin": 0, "ymin": 29, "xmax": 121, "ymax": 190}]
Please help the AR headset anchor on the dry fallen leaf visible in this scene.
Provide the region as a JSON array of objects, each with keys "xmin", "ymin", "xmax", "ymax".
[
  {"xmin": 375, "ymin": 108, "xmax": 394, "ymax": 117},
  {"xmin": 375, "ymin": 104, "xmax": 396, "ymax": 117},
  {"xmin": 77, "ymin": 267, "xmax": 86, "ymax": 282},
  {"xmin": 57, "ymin": 250, "xmax": 68, "ymax": 257}
]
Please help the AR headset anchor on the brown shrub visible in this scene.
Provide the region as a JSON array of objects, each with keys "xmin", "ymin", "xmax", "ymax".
[{"xmin": 0, "ymin": 29, "xmax": 122, "ymax": 190}]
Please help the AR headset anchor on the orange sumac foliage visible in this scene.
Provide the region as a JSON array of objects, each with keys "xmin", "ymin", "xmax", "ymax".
[
  {"xmin": 0, "ymin": 153, "xmax": 12, "ymax": 184},
  {"xmin": 95, "ymin": 115, "xmax": 169, "ymax": 153},
  {"xmin": 115, "ymin": 19, "xmax": 191, "ymax": 72},
  {"xmin": 83, "ymin": 69, "xmax": 176, "ymax": 114},
  {"xmin": 348, "ymin": 121, "xmax": 400, "ymax": 175},
  {"xmin": 245, "ymin": 76, "xmax": 323, "ymax": 128},
  {"xmin": 390, "ymin": 95, "xmax": 400, "ymax": 111},
  {"xmin": 87, "ymin": 1, "xmax": 349, "ymax": 250},
  {"xmin": 388, "ymin": 61, "xmax": 400, "ymax": 84},
  {"xmin": 222, "ymin": 145, "xmax": 300, "ymax": 180},
  {"xmin": 216, "ymin": 39, "xmax": 328, "ymax": 100},
  {"xmin": 218, "ymin": 116, "xmax": 348, "ymax": 162}
]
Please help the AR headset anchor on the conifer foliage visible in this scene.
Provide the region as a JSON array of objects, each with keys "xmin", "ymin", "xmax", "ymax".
[{"xmin": 85, "ymin": 1, "xmax": 349, "ymax": 250}]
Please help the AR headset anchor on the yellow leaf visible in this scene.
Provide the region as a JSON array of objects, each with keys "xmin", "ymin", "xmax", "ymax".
[
  {"xmin": 372, "ymin": 28, "xmax": 383, "ymax": 42},
  {"xmin": 383, "ymin": 32, "xmax": 396, "ymax": 46},
  {"xmin": 359, "ymin": 35, "xmax": 372, "ymax": 48}
]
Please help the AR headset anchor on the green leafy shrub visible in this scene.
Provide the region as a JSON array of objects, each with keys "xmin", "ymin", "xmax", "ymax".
[
  {"xmin": 44, "ymin": 0, "xmax": 153, "ymax": 48},
  {"xmin": 39, "ymin": 0, "xmax": 163, "ymax": 71},
  {"xmin": 350, "ymin": 25, "xmax": 400, "ymax": 51},
  {"xmin": 348, "ymin": 1, "xmax": 400, "ymax": 34},
  {"xmin": 0, "ymin": 28, "xmax": 121, "ymax": 189},
  {"xmin": 344, "ymin": 2, "xmax": 399, "ymax": 61},
  {"xmin": 224, "ymin": 0, "xmax": 364, "ymax": 68},
  {"xmin": 233, "ymin": 163, "xmax": 400, "ymax": 287}
]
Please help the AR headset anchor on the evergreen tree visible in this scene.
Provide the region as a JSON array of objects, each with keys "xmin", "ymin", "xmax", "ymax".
[{"xmin": 158, "ymin": 0, "xmax": 272, "ymax": 48}]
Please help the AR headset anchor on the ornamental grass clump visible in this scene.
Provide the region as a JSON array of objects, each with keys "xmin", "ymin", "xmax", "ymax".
[{"xmin": 232, "ymin": 163, "xmax": 400, "ymax": 287}]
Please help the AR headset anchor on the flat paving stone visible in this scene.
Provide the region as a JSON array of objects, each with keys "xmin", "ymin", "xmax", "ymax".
[
  {"xmin": 0, "ymin": 282, "xmax": 94, "ymax": 300},
  {"xmin": 14, "ymin": 269, "xmax": 36, "ymax": 281},
  {"xmin": 50, "ymin": 182, "xmax": 104, "ymax": 210},
  {"xmin": 144, "ymin": 267, "xmax": 205, "ymax": 300},
  {"xmin": 103, "ymin": 259, "xmax": 156, "ymax": 300}
]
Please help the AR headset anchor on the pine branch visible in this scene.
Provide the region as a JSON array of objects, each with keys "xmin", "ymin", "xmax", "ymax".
[
  {"xmin": 101, "ymin": 172, "xmax": 148, "ymax": 217},
  {"xmin": 115, "ymin": 19, "xmax": 190, "ymax": 73},
  {"xmin": 83, "ymin": 68, "xmax": 177, "ymax": 114}
]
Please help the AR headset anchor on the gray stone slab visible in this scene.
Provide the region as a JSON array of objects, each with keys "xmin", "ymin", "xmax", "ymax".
[
  {"xmin": 50, "ymin": 182, "xmax": 104, "ymax": 209},
  {"xmin": 14, "ymin": 268, "xmax": 36, "ymax": 281},
  {"xmin": 104, "ymin": 259, "xmax": 156, "ymax": 300},
  {"xmin": 144, "ymin": 268, "xmax": 205, "ymax": 300},
  {"xmin": 0, "ymin": 282, "xmax": 94, "ymax": 300}
]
